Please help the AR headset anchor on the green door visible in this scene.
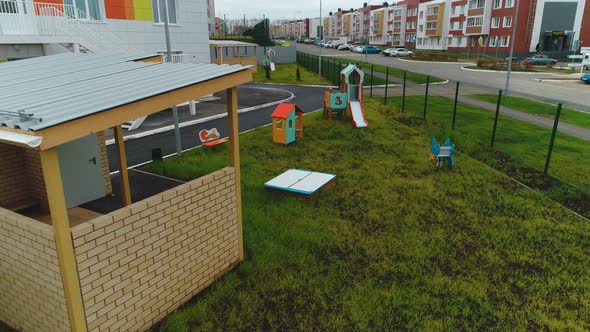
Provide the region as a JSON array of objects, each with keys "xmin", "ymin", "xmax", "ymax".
[{"xmin": 285, "ymin": 113, "xmax": 296, "ymax": 144}]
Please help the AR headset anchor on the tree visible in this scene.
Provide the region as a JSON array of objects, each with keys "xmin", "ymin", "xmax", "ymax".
[{"xmin": 244, "ymin": 19, "xmax": 273, "ymax": 46}]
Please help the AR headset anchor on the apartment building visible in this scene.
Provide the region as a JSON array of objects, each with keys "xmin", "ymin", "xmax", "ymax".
[
  {"xmin": 0, "ymin": 0, "xmax": 213, "ymax": 61},
  {"xmin": 317, "ymin": 0, "xmax": 588, "ymax": 56}
]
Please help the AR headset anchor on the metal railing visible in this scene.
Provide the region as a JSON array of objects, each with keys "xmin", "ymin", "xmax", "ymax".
[{"xmin": 0, "ymin": 0, "xmax": 140, "ymax": 54}]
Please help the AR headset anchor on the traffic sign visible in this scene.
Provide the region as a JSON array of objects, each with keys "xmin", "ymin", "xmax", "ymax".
[{"xmin": 478, "ymin": 36, "xmax": 484, "ymax": 46}]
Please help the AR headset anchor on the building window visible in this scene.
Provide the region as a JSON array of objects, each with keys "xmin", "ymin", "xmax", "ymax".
[
  {"xmin": 64, "ymin": 0, "xmax": 102, "ymax": 19},
  {"xmin": 501, "ymin": 35, "xmax": 510, "ymax": 46},
  {"xmin": 468, "ymin": 0, "xmax": 485, "ymax": 9},
  {"xmin": 394, "ymin": 22, "xmax": 401, "ymax": 28},
  {"xmin": 152, "ymin": 0, "xmax": 177, "ymax": 24},
  {"xmin": 419, "ymin": 11, "xmax": 423, "ymax": 18},
  {"xmin": 426, "ymin": 22, "xmax": 437, "ymax": 29},
  {"xmin": 450, "ymin": 22, "xmax": 455, "ymax": 30},
  {"xmin": 505, "ymin": 0, "xmax": 514, "ymax": 7},
  {"xmin": 493, "ymin": 0, "xmax": 502, "ymax": 8},
  {"xmin": 0, "ymin": 0, "xmax": 19, "ymax": 13},
  {"xmin": 491, "ymin": 17, "xmax": 500, "ymax": 28},
  {"xmin": 458, "ymin": 37, "xmax": 463, "ymax": 46},
  {"xmin": 466, "ymin": 16, "xmax": 483, "ymax": 27},
  {"xmin": 419, "ymin": 24, "xmax": 424, "ymax": 32},
  {"xmin": 503, "ymin": 16, "xmax": 512, "ymax": 27},
  {"xmin": 448, "ymin": 37, "xmax": 453, "ymax": 45},
  {"xmin": 426, "ymin": 7, "xmax": 439, "ymax": 15},
  {"xmin": 394, "ymin": 9, "xmax": 402, "ymax": 16},
  {"xmin": 489, "ymin": 36, "xmax": 498, "ymax": 46},
  {"xmin": 406, "ymin": 22, "xmax": 411, "ymax": 29},
  {"xmin": 459, "ymin": 21, "xmax": 464, "ymax": 29},
  {"xmin": 412, "ymin": 21, "xmax": 416, "ymax": 29}
]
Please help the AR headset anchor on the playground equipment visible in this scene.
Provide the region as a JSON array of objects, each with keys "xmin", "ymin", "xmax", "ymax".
[
  {"xmin": 271, "ymin": 103, "xmax": 304, "ymax": 145},
  {"xmin": 199, "ymin": 128, "xmax": 226, "ymax": 147},
  {"xmin": 266, "ymin": 49, "xmax": 277, "ymax": 71},
  {"xmin": 323, "ymin": 64, "xmax": 368, "ymax": 128},
  {"xmin": 429, "ymin": 137, "xmax": 456, "ymax": 169},
  {"xmin": 264, "ymin": 169, "xmax": 336, "ymax": 201}
]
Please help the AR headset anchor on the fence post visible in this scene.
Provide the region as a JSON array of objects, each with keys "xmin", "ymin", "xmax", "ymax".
[
  {"xmin": 452, "ymin": 81, "xmax": 460, "ymax": 130},
  {"xmin": 423, "ymin": 76, "xmax": 430, "ymax": 120},
  {"xmin": 370, "ymin": 65, "xmax": 374, "ymax": 97},
  {"xmin": 384, "ymin": 67, "xmax": 389, "ymax": 105},
  {"xmin": 490, "ymin": 89, "xmax": 502, "ymax": 147},
  {"xmin": 544, "ymin": 103, "xmax": 562, "ymax": 175},
  {"xmin": 333, "ymin": 59, "xmax": 338, "ymax": 84},
  {"xmin": 401, "ymin": 71, "xmax": 407, "ymax": 113}
]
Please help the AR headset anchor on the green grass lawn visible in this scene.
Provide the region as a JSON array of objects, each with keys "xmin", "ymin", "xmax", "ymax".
[
  {"xmin": 414, "ymin": 50, "xmax": 499, "ymax": 62},
  {"xmin": 382, "ymin": 96, "xmax": 590, "ymax": 215},
  {"xmin": 469, "ymin": 94, "xmax": 590, "ymax": 130},
  {"xmin": 253, "ymin": 64, "xmax": 332, "ymax": 85},
  {"xmin": 147, "ymin": 104, "xmax": 590, "ymax": 330},
  {"xmin": 333, "ymin": 57, "xmax": 445, "ymax": 84}
]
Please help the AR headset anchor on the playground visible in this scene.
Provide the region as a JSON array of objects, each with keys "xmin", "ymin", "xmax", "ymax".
[{"xmin": 146, "ymin": 97, "xmax": 590, "ymax": 330}]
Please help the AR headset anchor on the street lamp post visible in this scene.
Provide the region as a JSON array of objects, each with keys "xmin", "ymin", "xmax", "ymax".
[
  {"xmin": 318, "ymin": 0, "xmax": 323, "ymax": 85},
  {"xmin": 504, "ymin": 0, "xmax": 520, "ymax": 97}
]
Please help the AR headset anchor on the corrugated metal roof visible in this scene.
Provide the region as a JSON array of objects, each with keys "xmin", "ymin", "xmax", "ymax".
[
  {"xmin": 0, "ymin": 53, "xmax": 249, "ymax": 131},
  {"xmin": 209, "ymin": 40, "xmax": 259, "ymax": 47}
]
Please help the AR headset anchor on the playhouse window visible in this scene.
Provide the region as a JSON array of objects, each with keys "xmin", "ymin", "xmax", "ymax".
[
  {"xmin": 289, "ymin": 119, "xmax": 293, "ymax": 128},
  {"xmin": 276, "ymin": 120, "xmax": 282, "ymax": 129}
]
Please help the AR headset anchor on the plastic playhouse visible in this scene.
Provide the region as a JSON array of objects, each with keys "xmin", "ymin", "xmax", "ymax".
[
  {"xmin": 271, "ymin": 103, "xmax": 304, "ymax": 145},
  {"xmin": 429, "ymin": 137, "xmax": 456, "ymax": 169},
  {"xmin": 323, "ymin": 64, "xmax": 368, "ymax": 128}
]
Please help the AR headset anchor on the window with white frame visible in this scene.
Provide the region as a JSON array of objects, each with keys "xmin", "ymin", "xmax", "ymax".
[
  {"xmin": 394, "ymin": 21, "xmax": 401, "ymax": 28},
  {"xmin": 64, "ymin": 0, "xmax": 102, "ymax": 19},
  {"xmin": 388, "ymin": 12, "xmax": 393, "ymax": 20},
  {"xmin": 459, "ymin": 21, "xmax": 464, "ymax": 29},
  {"xmin": 419, "ymin": 11, "xmax": 423, "ymax": 18},
  {"xmin": 505, "ymin": 0, "xmax": 513, "ymax": 7},
  {"xmin": 394, "ymin": 9, "xmax": 402, "ymax": 16},
  {"xmin": 503, "ymin": 16, "xmax": 512, "ymax": 27},
  {"xmin": 493, "ymin": 0, "xmax": 502, "ymax": 8},
  {"xmin": 426, "ymin": 7, "xmax": 439, "ymax": 15},
  {"xmin": 489, "ymin": 35, "xmax": 497, "ymax": 46},
  {"xmin": 501, "ymin": 35, "xmax": 509, "ymax": 46},
  {"xmin": 458, "ymin": 36, "xmax": 463, "ymax": 46},
  {"xmin": 419, "ymin": 24, "xmax": 424, "ymax": 32},
  {"xmin": 152, "ymin": 0, "xmax": 177, "ymax": 24},
  {"xmin": 448, "ymin": 37, "xmax": 453, "ymax": 45},
  {"xmin": 392, "ymin": 34, "xmax": 400, "ymax": 41},
  {"xmin": 405, "ymin": 34, "xmax": 410, "ymax": 41},
  {"xmin": 468, "ymin": 0, "xmax": 485, "ymax": 9},
  {"xmin": 451, "ymin": 6, "xmax": 456, "ymax": 15},
  {"xmin": 450, "ymin": 22, "xmax": 456, "ymax": 30},
  {"xmin": 466, "ymin": 16, "xmax": 483, "ymax": 26},
  {"xmin": 412, "ymin": 21, "xmax": 416, "ymax": 29},
  {"xmin": 491, "ymin": 17, "xmax": 500, "ymax": 28},
  {"xmin": 406, "ymin": 22, "xmax": 411, "ymax": 29},
  {"xmin": 426, "ymin": 21, "xmax": 437, "ymax": 29}
]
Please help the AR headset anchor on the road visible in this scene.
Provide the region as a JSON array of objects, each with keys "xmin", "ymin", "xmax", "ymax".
[
  {"xmin": 298, "ymin": 44, "xmax": 589, "ymax": 112},
  {"xmin": 107, "ymin": 83, "xmax": 325, "ymax": 170}
]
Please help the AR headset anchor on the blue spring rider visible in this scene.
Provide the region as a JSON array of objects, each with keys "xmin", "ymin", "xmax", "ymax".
[{"xmin": 429, "ymin": 137, "xmax": 455, "ymax": 169}]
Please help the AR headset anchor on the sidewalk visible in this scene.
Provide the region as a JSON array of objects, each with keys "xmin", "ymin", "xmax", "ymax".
[{"xmin": 363, "ymin": 69, "xmax": 590, "ymax": 141}]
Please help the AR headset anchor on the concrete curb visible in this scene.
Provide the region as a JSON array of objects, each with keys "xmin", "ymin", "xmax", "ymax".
[
  {"xmin": 105, "ymin": 88, "xmax": 295, "ymax": 146},
  {"xmin": 460, "ymin": 66, "xmax": 546, "ymax": 75},
  {"xmin": 421, "ymin": 79, "xmax": 449, "ymax": 86},
  {"xmin": 398, "ymin": 57, "xmax": 475, "ymax": 65},
  {"xmin": 255, "ymin": 82, "xmax": 337, "ymax": 88},
  {"xmin": 535, "ymin": 78, "xmax": 582, "ymax": 82}
]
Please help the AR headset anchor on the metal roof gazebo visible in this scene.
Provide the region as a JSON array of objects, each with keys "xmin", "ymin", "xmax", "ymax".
[{"xmin": 0, "ymin": 52, "xmax": 251, "ymax": 332}]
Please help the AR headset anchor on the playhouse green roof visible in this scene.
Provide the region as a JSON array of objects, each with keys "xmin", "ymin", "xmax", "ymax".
[{"xmin": 341, "ymin": 64, "xmax": 365, "ymax": 84}]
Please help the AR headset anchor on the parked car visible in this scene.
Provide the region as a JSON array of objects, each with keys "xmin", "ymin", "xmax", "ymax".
[
  {"xmin": 391, "ymin": 48, "xmax": 413, "ymax": 57},
  {"xmin": 351, "ymin": 45, "xmax": 363, "ymax": 53},
  {"xmin": 581, "ymin": 73, "xmax": 590, "ymax": 84},
  {"xmin": 338, "ymin": 44, "xmax": 352, "ymax": 51},
  {"xmin": 360, "ymin": 46, "xmax": 382, "ymax": 54},
  {"xmin": 524, "ymin": 54, "xmax": 558, "ymax": 65}
]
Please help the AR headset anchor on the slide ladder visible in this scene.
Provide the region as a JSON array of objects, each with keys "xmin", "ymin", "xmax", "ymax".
[{"xmin": 349, "ymin": 100, "xmax": 368, "ymax": 128}]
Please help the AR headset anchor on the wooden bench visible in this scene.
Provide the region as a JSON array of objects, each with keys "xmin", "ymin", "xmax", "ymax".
[{"xmin": 4, "ymin": 199, "xmax": 40, "ymax": 213}]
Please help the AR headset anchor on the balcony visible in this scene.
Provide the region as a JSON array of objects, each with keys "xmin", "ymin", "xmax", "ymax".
[{"xmin": 0, "ymin": 0, "xmax": 135, "ymax": 53}]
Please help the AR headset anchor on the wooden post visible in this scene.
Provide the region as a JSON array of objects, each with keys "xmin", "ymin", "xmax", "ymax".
[
  {"xmin": 113, "ymin": 126, "xmax": 132, "ymax": 206},
  {"xmin": 227, "ymin": 87, "xmax": 243, "ymax": 261},
  {"xmin": 40, "ymin": 148, "xmax": 88, "ymax": 332}
]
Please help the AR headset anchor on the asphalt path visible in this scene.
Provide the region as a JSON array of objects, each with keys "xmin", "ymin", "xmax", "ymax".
[
  {"xmin": 298, "ymin": 44, "xmax": 590, "ymax": 112},
  {"xmin": 107, "ymin": 83, "xmax": 325, "ymax": 171}
]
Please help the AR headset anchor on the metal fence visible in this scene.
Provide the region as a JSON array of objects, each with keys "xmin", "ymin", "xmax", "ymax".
[{"xmin": 296, "ymin": 50, "xmax": 590, "ymax": 217}]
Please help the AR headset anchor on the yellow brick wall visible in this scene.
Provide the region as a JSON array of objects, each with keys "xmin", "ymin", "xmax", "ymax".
[
  {"xmin": 22, "ymin": 148, "xmax": 48, "ymax": 210},
  {"xmin": 96, "ymin": 131, "xmax": 113, "ymax": 195},
  {"xmin": 0, "ymin": 208, "xmax": 70, "ymax": 331},
  {"xmin": 71, "ymin": 167, "xmax": 240, "ymax": 331},
  {"xmin": 0, "ymin": 143, "xmax": 28, "ymax": 207}
]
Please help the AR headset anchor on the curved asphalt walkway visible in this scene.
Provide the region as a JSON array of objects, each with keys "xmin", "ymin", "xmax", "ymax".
[{"xmin": 106, "ymin": 83, "xmax": 326, "ymax": 170}]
